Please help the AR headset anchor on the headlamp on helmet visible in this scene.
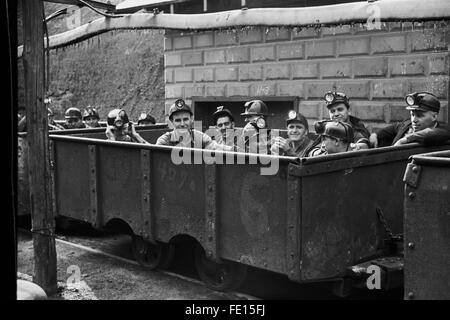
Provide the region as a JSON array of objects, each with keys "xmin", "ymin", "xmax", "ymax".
[
  {"xmin": 288, "ymin": 110, "xmax": 297, "ymax": 120},
  {"xmin": 323, "ymin": 91, "xmax": 349, "ymax": 107},
  {"xmin": 405, "ymin": 93, "xmax": 417, "ymax": 106},
  {"xmin": 175, "ymin": 99, "xmax": 185, "ymax": 109},
  {"xmin": 404, "ymin": 92, "xmax": 440, "ymax": 113}
]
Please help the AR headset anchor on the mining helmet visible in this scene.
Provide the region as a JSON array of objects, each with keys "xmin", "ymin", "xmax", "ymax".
[
  {"xmin": 212, "ymin": 106, "xmax": 234, "ymax": 125},
  {"xmin": 138, "ymin": 112, "xmax": 156, "ymax": 125},
  {"xmin": 83, "ymin": 106, "xmax": 100, "ymax": 120},
  {"xmin": 240, "ymin": 100, "xmax": 269, "ymax": 117},
  {"xmin": 286, "ymin": 110, "xmax": 308, "ymax": 128},
  {"xmin": 107, "ymin": 108, "xmax": 129, "ymax": 127},
  {"xmin": 64, "ymin": 107, "xmax": 82, "ymax": 119},
  {"xmin": 168, "ymin": 99, "xmax": 193, "ymax": 120},
  {"xmin": 314, "ymin": 120, "xmax": 353, "ymax": 142},
  {"xmin": 405, "ymin": 92, "xmax": 440, "ymax": 113},
  {"xmin": 324, "ymin": 91, "xmax": 350, "ymax": 109}
]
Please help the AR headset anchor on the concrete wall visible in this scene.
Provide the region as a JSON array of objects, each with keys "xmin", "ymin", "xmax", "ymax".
[{"xmin": 164, "ymin": 21, "xmax": 449, "ymax": 130}]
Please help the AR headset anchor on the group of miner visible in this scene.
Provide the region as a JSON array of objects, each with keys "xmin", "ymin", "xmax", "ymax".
[{"xmin": 18, "ymin": 91, "xmax": 450, "ymax": 156}]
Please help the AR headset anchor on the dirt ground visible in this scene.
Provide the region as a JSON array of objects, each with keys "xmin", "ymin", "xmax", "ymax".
[{"xmin": 16, "ymin": 232, "xmax": 245, "ymax": 300}]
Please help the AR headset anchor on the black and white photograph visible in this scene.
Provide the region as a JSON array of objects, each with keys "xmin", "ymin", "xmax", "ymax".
[{"xmin": 10, "ymin": 0, "xmax": 450, "ymax": 304}]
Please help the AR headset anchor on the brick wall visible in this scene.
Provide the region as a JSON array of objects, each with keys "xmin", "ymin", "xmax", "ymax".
[{"xmin": 164, "ymin": 21, "xmax": 450, "ymax": 130}]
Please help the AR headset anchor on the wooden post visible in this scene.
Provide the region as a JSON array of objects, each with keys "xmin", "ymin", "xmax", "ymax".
[{"xmin": 22, "ymin": 0, "xmax": 57, "ymax": 295}]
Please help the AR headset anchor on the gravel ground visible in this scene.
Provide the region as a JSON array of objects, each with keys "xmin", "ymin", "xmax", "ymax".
[{"xmin": 17, "ymin": 232, "xmax": 241, "ymax": 300}]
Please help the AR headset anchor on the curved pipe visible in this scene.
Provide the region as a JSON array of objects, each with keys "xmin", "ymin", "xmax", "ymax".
[{"xmin": 18, "ymin": 0, "xmax": 450, "ymax": 57}]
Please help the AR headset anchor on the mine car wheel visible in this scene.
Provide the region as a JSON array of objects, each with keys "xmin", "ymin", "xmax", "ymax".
[
  {"xmin": 131, "ymin": 236, "xmax": 175, "ymax": 270},
  {"xmin": 194, "ymin": 244, "xmax": 247, "ymax": 291}
]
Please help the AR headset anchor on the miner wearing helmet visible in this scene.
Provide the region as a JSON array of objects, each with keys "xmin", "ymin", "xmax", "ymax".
[
  {"xmin": 271, "ymin": 110, "xmax": 313, "ymax": 157},
  {"xmin": 240, "ymin": 100, "xmax": 272, "ymax": 154},
  {"xmin": 82, "ymin": 106, "xmax": 101, "ymax": 128},
  {"xmin": 323, "ymin": 91, "xmax": 370, "ymax": 150},
  {"xmin": 105, "ymin": 108, "xmax": 149, "ymax": 144},
  {"xmin": 370, "ymin": 92, "xmax": 450, "ymax": 147},
  {"xmin": 137, "ymin": 112, "xmax": 156, "ymax": 126},
  {"xmin": 156, "ymin": 99, "xmax": 232, "ymax": 150},
  {"xmin": 62, "ymin": 107, "xmax": 86, "ymax": 129},
  {"xmin": 306, "ymin": 120, "xmax": 354, "ymax": 156},
  {"xmin": 212, "ymin": 106, "xmax": 236, "ymax": 147}
]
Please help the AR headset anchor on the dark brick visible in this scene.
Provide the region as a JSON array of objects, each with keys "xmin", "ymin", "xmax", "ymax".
[
  {"xmin": 194, "ymin": 68, "xmax": 214, "ymax": 82},
  {"xmin": 337, "ymin": 38, "xmax": 370, "ymax": 56},
  {"xmin": 305, "ymin": 41, "xmax": 335, "ymax": 58},
  {"xmin": 165, "ymin": 85, "xmax": 183, "ymax": 98},
  {"xmin": 205, "ymin": 50, "xmax": 226, "ymax": 64},
  {"xmin": 226, "ymin": 47, "xmax": 249, "ymax": 63},
  {"xmin": 265, "ymin": 64, "xmax": 290, "ymax": 80},
  {"xmin": 291, "ymin": 62, "xmax": 319, "ymax": 79},
  {"xmin": 215, "ymin": 66, "xmax": 238, "ymax": 81},
  {"xmin": 165, "ymin": 52, "xmax": 182, "ymax": 66},
  {"xmin": 353, "ymin": 57, "xmax": 388, "ymax": 77},
  {"xmin": 165, "ymin": 69, "xmax": 173, "ymax": 83},
  {"xmin": 390, "ymin": 56, "xmax": 426, "ymax": 76},
  {"xmin": 371, "ymin": 35, "xmax": 406, "ymax": 54},
  {"xmin": 228, "ymin": 84, "xmax": 249, "ymax": 97},
  {"xmin": 349, "ymin": 102, "xmax": 385, "ymax": 121},
  {"xmin": 239, "ymin": 65, "xmax": 263, "ymax": 81},
  {"xmin": 251, "ymin": 46, "xmax": 275, "ymax": 62},
  {"xmin": 336, "ymin": 81, "xmax": 370, "ymax": 99},
  {"xmin": 321, "ymin": 60, "xmax": 352, "ymax": 78},
  {"xmin": 184, "ymin": 85, "xmax": 204, "ymax": 98},
  {"xmin": 372, "ymin": 80, "xmax": 408, "ymax": 98},
  {"xmin": 182, "ymin": 52, "xmax": 203, "ymax": 66},
  {"xmin": 174, "ymin": 68, "xmax": 193, "ymax": 82},
  {"xmin": 173, "ymin": 36, "xmax": 192, "ymax": 50},
  {"xmin": 410, "ymin": 29, "xmax": 448, "ymax": 52},
  {"xmin": 206, "ymin": 85, "xmax": 226, "ymax": 96},
  {"xmin": 307, "ymin": 82, "xmax": 337, "ymax": 99},
  {"xmin": 429, "ymin": 54, "xmax": 449, "ymax": 75},
  {"xmin": 278, "ymin": 81, "xmax": 303, "ymax": 97},
  {"xmin": 297, "ymin": 102, "xmax": 320, "ymax": 118},
  {"xmin": 277, "ymin": 43, "xmax": 303, "ymax": 61}
]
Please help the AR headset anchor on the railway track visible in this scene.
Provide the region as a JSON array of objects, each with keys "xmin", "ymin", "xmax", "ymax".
[{"xmin": 17, "ymin": 225, "xmax": 403, "ymax": 300}]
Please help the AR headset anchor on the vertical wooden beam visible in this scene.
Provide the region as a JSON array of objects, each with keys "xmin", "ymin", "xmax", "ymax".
[
  {"xmin": 203, "ymin": 0, "xmax": 207, "ymax": 12},
  {"xmin": 170, "ymin": 4, "xmax": 174, "ymax": 14},
  {"xmin": 22, "ymin": 0, "xmax": 57, "ymax": 295}
]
